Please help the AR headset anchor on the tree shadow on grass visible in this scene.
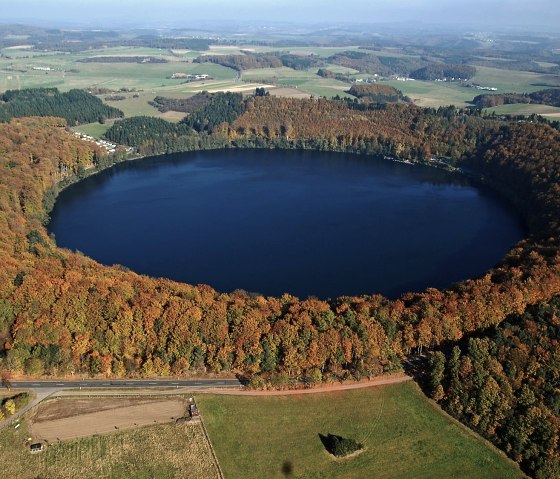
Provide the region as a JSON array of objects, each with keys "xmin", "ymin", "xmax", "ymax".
[{"xmin": 281, "ymin": 460, "xmax": 293, "ymax": 477}]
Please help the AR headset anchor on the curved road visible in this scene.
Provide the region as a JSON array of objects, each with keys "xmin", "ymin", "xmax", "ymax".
[{"xmin": 0, "ymin": 378, "xmax": 243, "ymax": 431}]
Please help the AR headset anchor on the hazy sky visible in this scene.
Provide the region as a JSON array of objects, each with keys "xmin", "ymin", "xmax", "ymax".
[{"xmin": 3, "ymin": 0, "xmax": 560, "ymax": 30}]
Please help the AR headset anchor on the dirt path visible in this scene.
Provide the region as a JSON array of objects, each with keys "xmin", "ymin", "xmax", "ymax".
[{"xmin": 211, "ymin": 374, "xmax": 412, "ymax": 396}]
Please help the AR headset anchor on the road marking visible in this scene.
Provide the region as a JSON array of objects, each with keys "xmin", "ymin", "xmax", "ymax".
[
  {"xmin": 148, "ymin": 382, "xmax": 157, "ymax": 385},
  {"xmin": 171, "ymin": 382, "xmax": 179, "ymax": 385},
  {"xmin": 55, "ymin": 383, "xmax": 64, "ymax": 386}
]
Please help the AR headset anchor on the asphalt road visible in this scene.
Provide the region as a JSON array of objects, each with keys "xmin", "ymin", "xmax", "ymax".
[{"xmin": 7, "ymin": 379, "xmax": 244, "ymax": 389}]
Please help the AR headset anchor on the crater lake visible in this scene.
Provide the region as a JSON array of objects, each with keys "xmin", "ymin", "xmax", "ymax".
[{"xmin": 48, "ymin": 149, "xmax": 525, "ymax": 299}]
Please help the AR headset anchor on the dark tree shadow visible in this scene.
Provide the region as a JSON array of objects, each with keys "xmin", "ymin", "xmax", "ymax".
[
  {"xmin": 318, "ymin": 433, "xmax": 330, "ymax": 451},
  {"xmin": 281, "ymin": 460, "xmax": 293, "ymax": 477}
]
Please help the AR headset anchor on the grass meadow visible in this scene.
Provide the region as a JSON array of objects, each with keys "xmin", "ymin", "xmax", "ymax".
[{"xmin": 197, "ymin": 382, "xmax": 525, "ymax": 479}]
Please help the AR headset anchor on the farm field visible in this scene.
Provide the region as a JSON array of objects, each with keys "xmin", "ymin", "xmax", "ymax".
[
  {"xmin": 484, "ymin": 103, "xmax": 560, "ymax": 117},
  {"xmin": 198, "ymin": 381, "xmax": 524, "ymax": 479},
  {"xmin": 241, "ymin": 67, "xmax": 354, "ymax": 99},
  {"xmin": 29, "ymin": 397, "xmax": 186, "ymax": 441},
  {"xmin": 73, "ymin": 123, "xmax": 112, "ymax": 138},
  {"xmin": 0, "ymin": 46, "xmax": 237, "ymax": 93},
  {"xmin": 383, "ymin": 79, "xmax": 476, "ymax": 107},
  {"xmin": 381, "ymin": 65, "xmax": 553, "ymax": 107},
  {"xmin": 1, "ymin": 44, "xmax": 556, "ymax": 111},
  {"xmin": 0, "ymin": 398, "xmax": 219, "ymax": 479}
]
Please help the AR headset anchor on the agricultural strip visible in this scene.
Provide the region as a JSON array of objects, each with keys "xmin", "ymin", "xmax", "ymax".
[
  {"xmin": 0, "ymin": 399, "xmax": 219, "ymax": 479},
  {"xmin": 29, "ymin": 397, "xmax": 186, "ymax": 441}
]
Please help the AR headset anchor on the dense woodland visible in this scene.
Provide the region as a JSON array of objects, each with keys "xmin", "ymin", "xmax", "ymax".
[
  {"xmin": 409, "ymin": 64, "xmax": 476, "ymax": 80},
  {"xmin": 427, "ymin": 297, "xmax": 560, "ymax": 478},
  {"xmin": 180, "ymin": 92, "xmax": 246, "ymax": 133},
  {"xmin": 0, "ymin": 88, "xmax": 123, "ymax": 125},
  {"xmin": 0, "ymin": 96, "xmax": 559, "ymax": 477},
  {"xmin": 472, "ymin": 88, "xmax": 560, "ymax": 108},
  {"xmin": 327, "ymin": 51, "xmax": 427, "ymax": 77},
  {"xmin": 148, "ymin": 92, "xmax": 213, "ymax": 114},
  {"xmin": 346, "ymin": 84, "xmax": 406, "ymax": 103},
  {"xmin": 194, "ymin": 54, "xmax": 283, "ymax": 71},
  {"xmin": 102, "ymin": 116, "xmax": 206, "ymax": 156}
]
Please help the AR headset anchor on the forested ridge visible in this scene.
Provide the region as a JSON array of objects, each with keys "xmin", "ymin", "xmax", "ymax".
[
  {"xmin": 471, "ymin": 88, "xmax": 560, "ymax": 108},
  {"xmin": 346, "ymin": 84, "xmax": 406, "ymax": 103},
  {"xmin": 104, "ymin": 92, "xmax": 245, "ymax": 155},
  {"xmin": 0, "ymin": 88, "xmax": 123, "ymax": 125},
  {"xmin": 0, "ymin": 97, "xmax": 559, "ymax": 477}
]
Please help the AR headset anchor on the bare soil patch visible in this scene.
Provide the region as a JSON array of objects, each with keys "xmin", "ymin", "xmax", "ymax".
[{"xmin": 29, "ymin": 397, "xmax": 187, "ymax": 441}]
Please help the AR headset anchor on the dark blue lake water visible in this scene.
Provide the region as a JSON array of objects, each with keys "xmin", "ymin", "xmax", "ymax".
[{"xmin": 48, "ymin": 149, "xmax": 524, "ymax": 299}]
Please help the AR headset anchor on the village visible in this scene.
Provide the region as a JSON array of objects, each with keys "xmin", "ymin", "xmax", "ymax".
[{"xmin": 72, "ymin": 130, "xmax": 134, "ymax": 155}]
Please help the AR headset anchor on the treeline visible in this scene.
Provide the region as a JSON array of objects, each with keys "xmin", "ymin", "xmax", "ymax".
[
  {"xmin": 194, "ymin": 52, "xmax": 322, "ymax": 72},
  {"xmin": 427, "ymin": 296, "xmax": 560, "ymax": 478},
  {"xmin": 13, "ymin": 28, "xmax": 211, "ymax": 53},
  {"xmin": 327, "ymin": 52, "xmax": 476, "ymax": 81},
  {"xmin": 409, "ymin": 64, "xmax": 476, "ymax": 81},
  {"xmin": 194, "ymin": 54, "xmax": 283, "ymax": 71},
  {"xmin": 229, "ymin": 96, "xmax": 489, "ymax": 160},
  {"xmin": 181, "ymin": 92, "xmax": 246, "ymax": 133},
  {"xmin": 129, "ymin": 36, "xmax": 211, "ymax": 51},
  {"xmin": 192, "ymin": 50, "xmax": 476, "ymax": 82},
  {"xmin": 277, "ymin": 53, "xmax": 322, "ymax": 70},
  {"xmin": 472, "ymin": 58, "xmax": 560, "ymax": 75},
  {"xmin": 104, "ymin": 93, "xmax": 246, "ymax": 154},
  {"xmin": 149, "ymin": 92, "xmax": 213, "ymax": 113},
  {"xmin": 103, "ymin": 116, "xmax": 201, "ymax": 155},
  {"xmin": 472, "ymin": 88, "xmax": 560, "ymax": 108},
  {"xmin": 347, "ymin": 84, "xmax": 405, "ymax": 103},
  {"xmin": 317, "ymin": 68, "xmax": 351, "ymax": 82},
  {"xmin": 328, "ymin": 51, "xmax": 427, "ymax": 77},
  {"xmin": 78, "ymin": 56, "xmax": 168, "ymax": 64},
  {"xmin": 0, "ymin": 88, "xmax": 123, "ymax": 125}
]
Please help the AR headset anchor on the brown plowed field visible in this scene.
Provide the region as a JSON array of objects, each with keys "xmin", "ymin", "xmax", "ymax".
[{"xmin": 30, "ymin": 397, "xmax": 187, "ymax": 441}]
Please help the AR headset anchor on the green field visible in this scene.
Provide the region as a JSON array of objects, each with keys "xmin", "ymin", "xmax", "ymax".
[
  {"xmin": 484, "ymin": 103, "xmax": 560, "ymax": 117},
  {"xmin": 72, "ymin": 123, "xmax": 112, "ymax": 138},
  {"xmin": 382, "ymin": 65, "xmax": 552, "ymax": 107},
  {"xmin": 471, "ymin": 66, "xmax": 550, "ymax": 93},
  {"xmin": 0, "ymin": 47, "xmax": 237, "ymax": 93},
  {"xmin": 2, "ymin": 43, "xmax": 554, "ymax": 111},
  {"xmin": 242, "ymin": 67, "xmax": 353, "ymax": 99},
  {"xmin": 198, "ymin": 382, "xmax": 524, "ymax": 479},
  {"xmin": 0, "ymin": 421, "xmax": 218, "ymax": 479}
]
